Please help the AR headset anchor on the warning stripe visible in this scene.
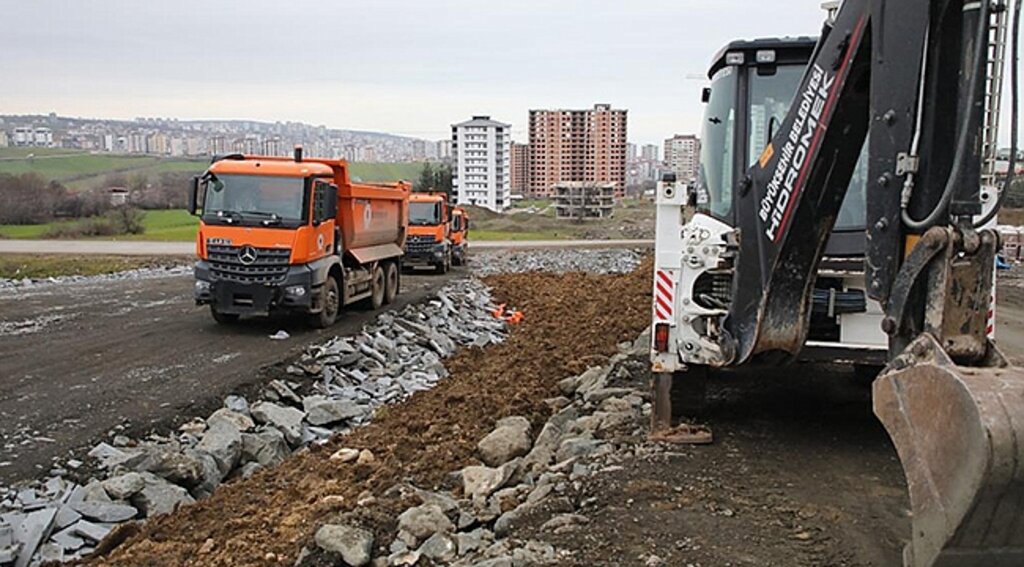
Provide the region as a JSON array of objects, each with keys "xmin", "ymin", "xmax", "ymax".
[{"xmin": 653, "ymin": 269, "xmax": 675, "ymax": 322}]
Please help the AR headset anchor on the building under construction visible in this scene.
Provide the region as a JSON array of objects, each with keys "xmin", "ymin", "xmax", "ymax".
[{"xmin": 553, "ymin": 182, "xmax": 615, "ymax": 220}]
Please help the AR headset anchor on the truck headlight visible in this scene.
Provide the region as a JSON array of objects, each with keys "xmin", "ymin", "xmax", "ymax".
[
  {"xmin": 285, "ymin": 285, "xmax": 307, "ymax": 297},
  {"xmin": 195, "ymin": 280, "xmax": 211, "ymax": 293}
]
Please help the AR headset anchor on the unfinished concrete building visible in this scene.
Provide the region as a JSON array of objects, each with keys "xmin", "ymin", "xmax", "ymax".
[{"xmin": 554, "ymin": 182, "xmax": 615, "ymax": 220}]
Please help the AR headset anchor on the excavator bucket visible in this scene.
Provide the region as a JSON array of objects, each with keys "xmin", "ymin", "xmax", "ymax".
[{"xmin": 873, "ymin": 335, "xmax": 1024, "ymax": 567}]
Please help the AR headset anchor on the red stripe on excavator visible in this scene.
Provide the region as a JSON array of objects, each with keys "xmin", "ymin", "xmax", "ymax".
[
  {"xmin": 774, "ymin": 15, "xmax": 867, "ymax": 243},
  {"xmin": 656, "ymin": 296, "xmax": 672, "ymax": 314},
  {"xmin": 656, "ymin": 280, "xmax": 673, "ymax": 299},
  {"xmin": 657, "ymin": 270, "xmax": 673, "ymax": 287}
]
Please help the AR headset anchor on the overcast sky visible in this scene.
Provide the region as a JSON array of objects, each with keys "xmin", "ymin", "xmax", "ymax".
[{"xmin": 1, "ymin": 1, "xmax": 1017, "ymax": 146}]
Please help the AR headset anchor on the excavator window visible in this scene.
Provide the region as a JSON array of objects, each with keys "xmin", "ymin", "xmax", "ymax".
[{"xmin": 696, "ymin": 67, "xmax": 737, "ymax": 221}]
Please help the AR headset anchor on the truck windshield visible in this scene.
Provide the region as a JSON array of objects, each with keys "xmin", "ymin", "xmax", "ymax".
[
  {"xmin": 202, "ymin": 174, "xmax": 307, "ymax": 225},
  {"xmin": 696, "ymin": 67, "xmax": 737, "ymax": 220},
  {"xmin": 747, "ymin": 65, "xmax": 867, "ymax": 231},
  {"xmin": 409, "ymin": 201, "xmax": 441, "ymax": 225}
]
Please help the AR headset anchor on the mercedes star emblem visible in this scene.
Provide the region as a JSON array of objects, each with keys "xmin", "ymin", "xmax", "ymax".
[{"xmin": 238, "ymin": 245, "xmax": 258, "ymax": 265}]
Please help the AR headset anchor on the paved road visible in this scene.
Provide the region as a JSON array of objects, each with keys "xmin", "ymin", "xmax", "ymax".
[
  {"xmin": 0, "ymin": 239, "xmax": 654, "ymax": 256},
  {"xmin": 0, "ymin": 268, "xmax": 464, "ymax": 484}
]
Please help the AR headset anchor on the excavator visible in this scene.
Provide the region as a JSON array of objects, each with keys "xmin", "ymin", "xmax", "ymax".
[{"xmin": 650, "ymin": 0, "xmax": 1022, "ymax": 565}]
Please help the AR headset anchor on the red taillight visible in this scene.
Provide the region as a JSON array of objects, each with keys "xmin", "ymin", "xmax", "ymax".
[{"xmin": 654, "ymin": 323, "xmax": 670, "ymax": 352}]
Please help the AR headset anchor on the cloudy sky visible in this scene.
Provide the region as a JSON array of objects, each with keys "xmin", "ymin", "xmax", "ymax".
[{"xmin": 0, "ymin": 1, "xmax": 1016, "ymax": 146}]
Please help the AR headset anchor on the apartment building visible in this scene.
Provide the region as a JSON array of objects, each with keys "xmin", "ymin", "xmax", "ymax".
[
  {"xmin": 527, "ymin": 104, "xmax": 627, "ymax": 197},
  {"xmin": 553, "ymin": 182, "xmax": 615, "ymax": 219},
  {"xmin": 451, "ymin": 116, "xmax": 511, "ymax": 212},
  {"xmin": 664, "ymin": 134, "xmax": 701, "ymax": 182},
  {"xmin": 510, "ymin": 142, "xmax": 529, "ymax": 194}
]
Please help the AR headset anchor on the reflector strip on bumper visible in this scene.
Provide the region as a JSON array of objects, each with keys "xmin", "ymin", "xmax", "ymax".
[{"xmin": 654, "ymin": 269, "xmax": 675, "ymax": 321}]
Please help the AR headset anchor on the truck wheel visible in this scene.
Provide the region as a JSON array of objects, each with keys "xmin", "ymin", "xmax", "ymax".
[
  {"xmin": 311, "ymin": 276, "xmax": 340, "ymax": 328},
  {"xmin": 435, "ymin": 252, "xmax": 450, "ymax": 274},
  {"xmin": 370, "ymin": 264, "xmax": 385, "ymax": 309},
  {"xmin": 384, "ymin": 261, "xmax": 399, "ymax": 304},
  {"xmin": 452, "ymin": 249, "xmax": 463, "ymax": 267},
  {"xmin": 210, "ymin": 307, "xmax": 239, "ymax": 325}
]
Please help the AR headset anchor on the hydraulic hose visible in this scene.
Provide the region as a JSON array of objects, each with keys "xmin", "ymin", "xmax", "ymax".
[
  {"xmin": 975, "ymin": 0, "xmax": 1021, "ymax": 227},
  {"xmin": 902, "ymin": 0, "xmax": 992, "ymax": 230}
]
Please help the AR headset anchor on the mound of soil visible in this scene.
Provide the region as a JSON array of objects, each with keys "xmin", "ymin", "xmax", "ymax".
[{"xmin": 89, "ymin": 261, "xmax": 653, "ymax": 566}]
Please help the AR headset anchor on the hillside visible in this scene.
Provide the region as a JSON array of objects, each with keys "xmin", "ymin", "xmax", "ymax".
[{"xmin": 0, "ymin": 148, "xmax": 424, "ymax": 190}]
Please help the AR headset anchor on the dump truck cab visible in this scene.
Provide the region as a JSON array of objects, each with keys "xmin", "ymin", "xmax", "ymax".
[
  {"xmin": 189, "ymin": 149, "xmax": 409, "ymax": 327},
  {"xmin": 450, "ymin": 207, "xmax": 469, "ymax": 266},
  {"xmin": 405, "ymin": 192, "xmax": 453, "ymax": 273}
]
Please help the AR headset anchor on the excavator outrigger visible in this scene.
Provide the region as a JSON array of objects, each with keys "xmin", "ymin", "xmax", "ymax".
[{"xmin": 650, "ymin": 0, "xmax": 1022, "ymax": 564}]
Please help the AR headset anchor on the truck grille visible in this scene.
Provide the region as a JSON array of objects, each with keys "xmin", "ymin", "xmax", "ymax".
[
  {"xmin": 207, "ymin": 245, "xmax": 291, "ymax": 284},
  {"xmin": 406, "ymin": 235, "xmax": 437, "ymax": 255}
]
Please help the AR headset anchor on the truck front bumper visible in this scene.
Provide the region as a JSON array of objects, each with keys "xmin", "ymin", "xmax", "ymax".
[
  {"xmin": 404, "ymin": 246, "xmax": 447, "ymax": 267},
  {"xmin": 194, "ymin": 261, "xmax": 320, "ymax": 316}
]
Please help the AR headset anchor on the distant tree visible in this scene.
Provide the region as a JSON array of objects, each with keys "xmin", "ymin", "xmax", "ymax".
[
  {"xmin": 435, "ymin": 163, "xmax": 453, "ymax": 200},
  {"xmin": 415, "ymin": 163, "xmax": 436, "ymax": 193}
]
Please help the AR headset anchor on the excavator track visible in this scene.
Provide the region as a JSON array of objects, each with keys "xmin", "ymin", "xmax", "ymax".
[{"xmin": 874, "ymin": 335, "xmax": 1024, "ymax": 567}]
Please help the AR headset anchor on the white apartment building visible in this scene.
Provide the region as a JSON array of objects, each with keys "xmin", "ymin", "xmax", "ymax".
[
  {"xmin": 451, "ymin": 116, "xmax": 511, "ymax": 212},
  {"xmin": 664, "ymin": 134, "xmax": 701, "ymax": 182}
]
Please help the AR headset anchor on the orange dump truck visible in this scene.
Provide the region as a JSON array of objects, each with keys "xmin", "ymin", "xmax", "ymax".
[
  {"xmin": 405, "ymin": 192, "xmax": 454, "ymax": 273},
  {"xmin": 187, "ymin": 148, "xmax": 410, "ymax": 327},
  {"xmin": 450, "ymin": 206, "xmax": 469, "ymax": 266}
]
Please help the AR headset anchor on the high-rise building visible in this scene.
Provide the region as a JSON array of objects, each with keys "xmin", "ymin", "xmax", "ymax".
[
  {"xmin": 451, "ymin": 116, "xmax": 511, "ymax": 212},
  {"xmin": 664, "ymin": 134, "xmax": 701, "ymax": 182},
  {"xmin": 641, "ymin": 144, "xmax": 659, "ymax": 162},
  {"xmin": 510, "ymin": 142, "xmax": 529, "ymax": 195},
  {"xmin": 437, "ymin": 139, "xmax": 452, "ymax": 160},
  {"xmin": 626, "ymin": 143, "xmax": 638, "ymax": 162},
  {"xmin": 527, "ymin": 104, "xmax": 627, "ymax": 197}
]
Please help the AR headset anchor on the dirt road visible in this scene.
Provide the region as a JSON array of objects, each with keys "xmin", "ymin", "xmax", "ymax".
[{"xmin": 0, "ymin": 268, "xmax": 462, "ymax": 485}]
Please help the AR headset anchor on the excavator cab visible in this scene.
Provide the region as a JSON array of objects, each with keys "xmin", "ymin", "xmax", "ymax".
[{"xmin": 693, "ymin": 37, "xmax": 885, "ymax": 365}]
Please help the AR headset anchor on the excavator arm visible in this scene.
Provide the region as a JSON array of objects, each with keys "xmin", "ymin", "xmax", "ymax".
[{"xmin": 703, "ymin": 0, "xmax": 1024, "ymax": 564}]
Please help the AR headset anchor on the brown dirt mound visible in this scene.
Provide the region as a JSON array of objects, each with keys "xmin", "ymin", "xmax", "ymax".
[{"xmin": 89, "ymin": 261, "xmax": 653, "ymax": 566}]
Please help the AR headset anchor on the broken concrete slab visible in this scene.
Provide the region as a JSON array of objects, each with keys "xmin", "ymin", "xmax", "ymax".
[
  {"xmin": 100, "ymin": 472, "xmax": 146, "ymax": 501},
  {"xmin": 314, "ymin": 524, "xmax": 374, "ymax": 567},
  {"xmin": 129, "ymin": 474, "xmax": 195, "ymax": 517},
  {"xmin": 70, "ymin": 501, "xmax": 137, "ymax": 523},
  {"xmin": 250, "ymin": 402, "xmax": 305, "ymax": 446},
  {"xmin": 302, "ymin": 396, "xmax": 365, "ymax": 426}
]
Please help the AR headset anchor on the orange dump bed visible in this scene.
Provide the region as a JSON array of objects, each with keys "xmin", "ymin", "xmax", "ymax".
[{"xmin": 208, "ymin": 156, "xmax": 410, "ymax": 254}]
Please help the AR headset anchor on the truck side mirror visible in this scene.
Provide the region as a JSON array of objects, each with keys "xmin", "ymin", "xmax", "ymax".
[
  {"xmin": 188, "ymin": 176, "xmax": 200, "ymax": 216},
  {"xmin": 313, "ymin": 182, "xmax": 338, "ymax": 225}
]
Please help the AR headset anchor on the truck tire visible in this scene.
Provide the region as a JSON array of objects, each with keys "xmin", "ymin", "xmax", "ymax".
[
  {"xmin": 370, "ymin": 264, "xmax": 385, "ymax": 310},
  {"xmin": 311, "ymin": 276, "xmax": 340, "ymax": 328},
  {"xmin": 384, "ymin": 261, "xmax": 399, "ymax": 305},
  {"xmin": 210, "ymin": 307, "xmax": 239, "ymax": 325},
  {"xmin": 452, "ymin": 248, "xmax": 463, "ymax": 267},
  {"xmin": 435, "ymin": 250, "xmax": 451, "ymax": 274}
]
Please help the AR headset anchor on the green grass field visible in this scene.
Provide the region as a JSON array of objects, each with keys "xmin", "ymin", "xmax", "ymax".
[
  {"xmin": 0, "ymin": 254, "xmax": 190, "ymax": 279},
  {"xmin": 0, "ymin": 210, "xmax": 199, "ymax": 241},
  {"xmin": 0, "ymin": 148, "xmax": 423, "ymax": 188}
]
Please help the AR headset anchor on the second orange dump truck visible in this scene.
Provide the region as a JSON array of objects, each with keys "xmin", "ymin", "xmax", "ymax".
[
  {"xmin": 404, "ymin": 193, "xmax": 469, "ymax": 272},
  {"xmin": 188, "ymin": 148, "xmax": 410, "ymax": 327}
]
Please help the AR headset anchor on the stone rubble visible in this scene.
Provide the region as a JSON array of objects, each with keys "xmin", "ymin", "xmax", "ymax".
[
  {"xmin": 0, "ymin": 277, "xmax": 507, "ymax": 565},
  {"xmin": 470, "ymin": 249, "xmax": 642, "ymax": 276},
  {"xmin": 0, "ymin": 265, "xmax": 193, "ymax": 294},
  {"xmin": 302, "ymin": 327, "xmax": 655, "ymax": 566}
]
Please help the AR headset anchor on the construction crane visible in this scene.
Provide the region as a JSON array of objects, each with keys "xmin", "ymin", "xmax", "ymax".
[{"xmin": 650, "ymin": 0, "xmax": 1021, "ymax": 565}]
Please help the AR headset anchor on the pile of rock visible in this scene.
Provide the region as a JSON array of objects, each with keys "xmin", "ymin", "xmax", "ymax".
[
  {"xmin": 308, "ymin": 329, "xmax": 653, "ymax": 566},
  {"xmin": 0, "ymin": 278, "xmax": 506, "ymax": 566},
  {"xmin": 471, "ymin": 249, "xmax": 643, "ymax": 276},
  {"xmin": 0, "ymin": 265, "xmax": 192, "ymax": 294}
]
